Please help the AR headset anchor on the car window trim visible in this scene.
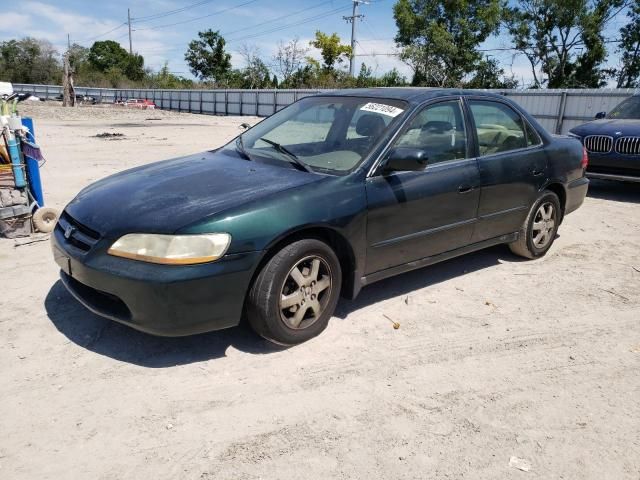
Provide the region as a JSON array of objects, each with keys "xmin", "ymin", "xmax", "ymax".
[
  {"xmin": 464, "ymin": 96, "xmax": 545, "ymax": 159},
  {"xmin": 366, "ymin": 96, "xmax": 468, "ymax": 177}
]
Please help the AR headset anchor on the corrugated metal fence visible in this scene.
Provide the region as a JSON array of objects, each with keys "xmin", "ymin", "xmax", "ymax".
[{"xmin": 13, "ymin": 83, "xmax": 638, "ymax": 134}]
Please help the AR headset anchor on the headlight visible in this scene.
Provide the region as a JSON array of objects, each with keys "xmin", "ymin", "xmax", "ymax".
[{"xmin": 107, "ymin": 233, "xmax": 231, "ymax": 265}]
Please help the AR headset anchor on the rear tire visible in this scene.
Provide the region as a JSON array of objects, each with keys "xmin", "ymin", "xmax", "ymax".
[
  {"xmin": 246, "ymin": 239, "xmax": 342, "ymax": 346},
  {"xmin": 509, "ymin": 191, "xmax": 561, "ymax": 259}
]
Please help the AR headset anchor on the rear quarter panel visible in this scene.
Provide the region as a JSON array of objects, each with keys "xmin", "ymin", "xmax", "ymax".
[{"xmin": 546, "ymin": 135, "xmax": 585, "ymax": 185}]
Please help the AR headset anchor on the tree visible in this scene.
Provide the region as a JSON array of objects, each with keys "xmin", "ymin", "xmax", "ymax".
[
  {"xmin": 184, "ymin": 29, "xmax": 231, "ymax": 83},
  {"xmin": 356, "ymin": 63, "xmax": 375, "ymax": 87},
  {"xmin": 465, "ymin": 57, "xmax": 519, "ymax": 89},
  {"xmin": 239, "ymin": 44, "xmax": 272, "ymax": 88},
  {"xmin": 505, "ymin": 0, "xmax": 629, "ymax": 88},
  {"xmin": 67, "ymin": 43, "xmax": 89, "ymax": 71},
  {"xmin": 88, "ymin": 40, "xmax": 129, "ymax": 72},
  {"xmin": 378, "ymin": 68, "xmax": 408, "ymax": 87},
  {"xmin": 393, "ymin": 0, "xmax": 502, "ymax": 87},
  {"xmin": 309, "ymin": 31, "xmax": 352, "ymax": 71},
  {"xmin": 87, "ymin": 40, "xmax": 144, "ymax": 82},
  {"xmin": 146, "ymin": 62, "xmax": 194, "ymax": 89},
  {"xmin": 615, "ymin": 1, "xmax": 640, "ymax": 87},
  {"xmin": 273, "ymin": 37, "xmax": 309, "ymax": 82},
  {"xmin": 0, "ymin": 37, "xmax": 61, "ymax": 84}
]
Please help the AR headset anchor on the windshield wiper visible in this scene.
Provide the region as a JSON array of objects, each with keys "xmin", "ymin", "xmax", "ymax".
[
  {"xmin": 235, "ymin": 134, "xmax": 252, "ymax": 161},
  {"xmin": 258, "ymin": 137, "xmax": 313, "ymax": 173}
]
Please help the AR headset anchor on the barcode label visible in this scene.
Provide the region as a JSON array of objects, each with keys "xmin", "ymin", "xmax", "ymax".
[{"xmin": 360, "ymin": 102, "xmax": 404, "ymax": 117}]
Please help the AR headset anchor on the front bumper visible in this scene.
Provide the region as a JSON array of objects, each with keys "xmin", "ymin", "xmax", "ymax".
[
  {"xmin": 586, "ymin": 151, "xmax": 640, "ymax": 182},
  {"xmin": 51, "ymin": 228, "xmax": 262, "ymax": 336}
]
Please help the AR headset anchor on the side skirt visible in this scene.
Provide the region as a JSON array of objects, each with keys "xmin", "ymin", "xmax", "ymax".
[{"xmin": 360, "ymin": 232, "xmax": 519, "ymax": 287}]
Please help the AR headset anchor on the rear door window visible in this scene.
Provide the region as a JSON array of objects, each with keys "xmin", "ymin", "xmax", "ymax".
[{"xmin": 468, "ymin": 100, "xmax": 529, "ymax": 155}]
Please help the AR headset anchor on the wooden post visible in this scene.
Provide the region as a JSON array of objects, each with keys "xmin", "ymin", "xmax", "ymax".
[{"xmin": 62, "ymin": 53, "xmax": 75, "ymax": 107}]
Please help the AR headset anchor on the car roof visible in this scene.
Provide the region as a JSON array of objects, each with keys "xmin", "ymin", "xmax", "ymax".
[{"xmin": 322, "ymin": 88, "xmax": 505, "ymax": 105}]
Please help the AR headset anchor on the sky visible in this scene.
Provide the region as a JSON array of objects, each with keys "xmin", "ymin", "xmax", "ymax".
[{"xmin": 0, "ymin": 0, "xmax": 631, "ymax": 87}]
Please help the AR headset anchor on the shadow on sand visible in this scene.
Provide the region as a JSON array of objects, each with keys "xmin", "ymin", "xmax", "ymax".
[{"xmin": 45, "ymin": 244, "xmax": 523, "ymax": 367}]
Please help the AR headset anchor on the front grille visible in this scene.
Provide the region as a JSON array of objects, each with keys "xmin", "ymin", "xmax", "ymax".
[
  {"xmin": 615, "ymin": 136, "xmax": 640, "ymax": 155},
  {"xmin": 56, "ymin": 211, "xmax": 101, "ymax": 252},
  {"xmin": 584, "ymin": 135, "xmax": 613, "ymax": 153}
]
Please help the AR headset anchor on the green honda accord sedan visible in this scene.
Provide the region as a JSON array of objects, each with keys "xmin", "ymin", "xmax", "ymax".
[{"xmin": 52, "ymin": 88, "xmax": 589, "ymax": 345}]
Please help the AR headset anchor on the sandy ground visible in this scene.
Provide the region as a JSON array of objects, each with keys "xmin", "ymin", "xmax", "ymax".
[{"xmin": 1, "ymin": 103, "xmax": 639, "ymax": 480}]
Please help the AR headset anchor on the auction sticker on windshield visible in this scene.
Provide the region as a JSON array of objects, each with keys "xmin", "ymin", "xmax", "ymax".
[{"xmin": 360, "ymin": 102, "xmax": 404, "ymax": 117}]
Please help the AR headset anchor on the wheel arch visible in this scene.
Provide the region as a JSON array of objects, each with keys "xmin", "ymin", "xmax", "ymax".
[{"xmin": 250, "ymin": 225, "xmax": 360, "ymax": 302}]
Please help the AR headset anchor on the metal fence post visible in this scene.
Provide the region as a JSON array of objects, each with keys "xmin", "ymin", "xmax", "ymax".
[
  {"xmin": 240, "ymin": 91, "xmax": 243, "ymax": 116},
  {"xmin": 555, "ymin": 91, "xmax": 568, "ymax": 134}
]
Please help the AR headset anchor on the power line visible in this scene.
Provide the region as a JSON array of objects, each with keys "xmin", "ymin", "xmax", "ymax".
[
  {"xmin": 226, "ymin": 5, "xmax": 352, "ymax": 43},
  {"xmin": 133, "ymin": 0, "xmax": 261, "ymax": 31},
  {"xmin": 135, "ymin": 4, "xmax": 352, "ymax": 58},
  {"xmin": 80, "ymin": 22, "xmax": 127, "ymax": 43},
  {"xmin": 221, "ymin": 0, "xmax": 334, "ymax": 37},
  {"xmin": 354, "ymin": 37, "xmax": 626, "ymax": 57},
  {"xmin": 132, "ymin": 0, "xmax": 218, "ymax": 23}
]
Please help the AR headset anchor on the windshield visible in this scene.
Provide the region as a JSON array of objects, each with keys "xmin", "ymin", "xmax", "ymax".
[
  {"xmin": 224, "ymin": 96, "xmax": 408, "ymax": 174},
  {"xmin": 608, "ymin": 96, "xmax": 640, "ymax": 120}
]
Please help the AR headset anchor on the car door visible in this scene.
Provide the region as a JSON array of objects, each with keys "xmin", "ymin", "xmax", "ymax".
[
  {"xmin": 465, "ymin": 98, "xmax": 548, "ymax": 242},
  {"xmin": 365, "ymin": 98, "xmax": 481, "ymax": 274}
]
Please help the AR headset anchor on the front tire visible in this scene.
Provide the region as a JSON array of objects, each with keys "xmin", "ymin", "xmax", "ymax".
[
  {"xmin": 509, "ymin": 191, "xmax": 561, "ymax": 259},
  {"xmin": 246, "ymin": 239, "xmax": 342, "ymax": 345}
]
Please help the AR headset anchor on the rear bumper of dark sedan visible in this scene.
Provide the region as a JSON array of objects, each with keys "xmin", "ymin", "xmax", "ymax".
[{"xmin": 51, "ymin": 230, "xmax": 262, "ymax": 336}]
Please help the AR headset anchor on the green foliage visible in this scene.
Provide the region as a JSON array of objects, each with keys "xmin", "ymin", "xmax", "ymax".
[
  {"xmin": 393, "ymin": 0, "xmax": 502, "ymax": 87},
  {"xmin": 184, "ymin": 29, "xmax": 232, "ymax": 82},
  {"xmin": 465, "ymin": 57, "xmax": 519, "ymax": 89},
  {"xmin": 309, "ymin": 31, "xmax": 352, "ymax": 71},
  {"xmin": 505, "ymin": 0, "xmax": 626, "ymax": 88},
  {"xmin": 378, "ymin": 68, "xmax": 409, "ymax": 87},
  {"xmin": 87, "ymin": 40, "xmax": 145, "ymax": 83},
  {"xmin": 145, "ymin": 62, "xmax": 194, "ymax": 89},
  {"xmin": 0, "ymin": 37, "xmax": 61, "ymax": 84},
  {"xmin": 88, "ymin": 40, "xmax": 128, "ymax": 72},
  {"xmin": 356, "ymin": 63, "xmax": 374, "ymax": 87},
  {"xmin": 615, "ymin": 1, "xmax": 640, "ymax": 88}
]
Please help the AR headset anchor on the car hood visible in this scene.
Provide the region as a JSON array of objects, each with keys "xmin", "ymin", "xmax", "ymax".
[
  {"xmin": 570, "ymin": 118, "xmax": 640, "ymax": 137},
  {"xmin": 65, "ymin": 149, "xmax": 321, "ymax": 237}
]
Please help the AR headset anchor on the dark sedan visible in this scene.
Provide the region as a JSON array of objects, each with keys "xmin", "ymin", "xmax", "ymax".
[
  {"xmin": 569, "ymin": 94, "xmax": 640, "ymax": 182},
  {"xmin": 52, "ymin": 89, "xmax": 588, "ymax": 345}
]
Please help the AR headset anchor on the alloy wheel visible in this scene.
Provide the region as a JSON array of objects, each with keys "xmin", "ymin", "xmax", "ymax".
[
  {"xmin": 279, "ymin": 256, "xmax": 332, "ymax": 329},
  {"xmin": 532, "ymin": 202, "xmax": 556, "ymax": 248}
]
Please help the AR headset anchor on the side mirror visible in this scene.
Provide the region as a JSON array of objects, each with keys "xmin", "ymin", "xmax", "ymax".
[
  {"xmin": 240, "ymin": 122, "xmax": 251, "ymax": 130},
  {"xmin": 384, "ymin": 147, "xmax": 429, "ymax": 173},
  {"xmin": 595, "ymin": 111, "xmax": 606, "ymax": 119}
]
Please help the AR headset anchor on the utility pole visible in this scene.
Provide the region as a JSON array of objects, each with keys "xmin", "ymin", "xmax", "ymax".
[
  {"xmin": 67, "ymin": 33, "xmax": 71, "ymax": 50},
  {"xmin": 127, "ymin": 8, "xmax": 133, "ymax": 54},
  {"xmin": 343, "ymin": 0, "xmax": 367, "ymax": 76}
]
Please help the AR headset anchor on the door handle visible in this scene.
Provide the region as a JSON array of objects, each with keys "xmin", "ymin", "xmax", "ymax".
[
  {"xmin": 458, "ymin": 185, "xmax": 475, "ymax": 193},
  {"xmin": 532, "ymin": 169, "xmax": 545, "ymax": 176}
]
